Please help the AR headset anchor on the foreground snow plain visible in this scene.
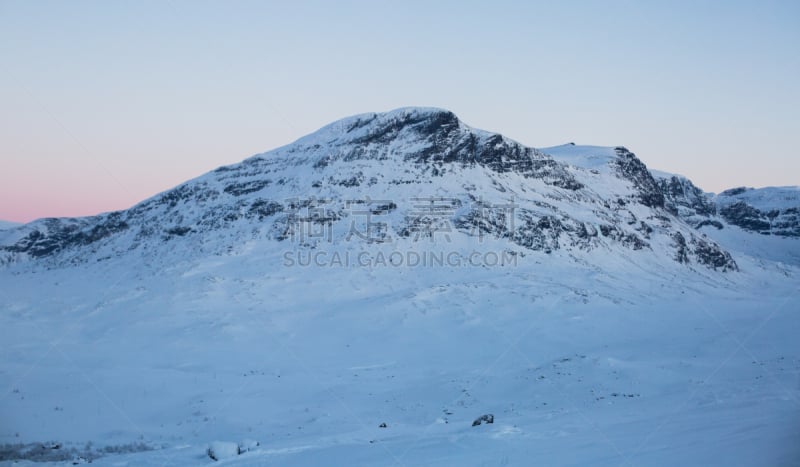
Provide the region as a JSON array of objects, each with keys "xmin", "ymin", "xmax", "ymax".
[{"xmin": 1, "ymin": 235, "xmax": 798, "ymax": 466}]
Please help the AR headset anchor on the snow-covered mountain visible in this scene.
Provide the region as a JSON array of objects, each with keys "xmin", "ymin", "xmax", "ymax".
[
  {"xmin": 1, "ymin": 109, "xmax": 798, "ymax": 466},
  {"xmin": 0, "ymin": 108, "xmax": 737, "ymax": 272}
]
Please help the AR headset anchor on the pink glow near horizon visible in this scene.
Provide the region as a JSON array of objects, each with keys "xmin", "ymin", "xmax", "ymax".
[
  {"xmin": 0, "ymin": 135, "xmax": 281, "ymax": 223},
  {"xmin": 2, "ymin": 190, "xmax": 140, "ymax": 224}
]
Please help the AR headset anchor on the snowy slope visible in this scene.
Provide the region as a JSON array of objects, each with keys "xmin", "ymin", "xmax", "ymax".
[
  {"xmin": 540, "ymin": 144, "xmax": 618, "ymax": 173},
  {"xmin": 1, "ymin": 234, "xmax": 797, "ymax": 466},
  {"xmin": 0, "ymin": 220, "xmax": 20, "ymax": 231},
  {"xmin": 717, "ymin": 185, "xmax": 800, "ymax": 212},
  {"xmin": 1, "ymin": 110, "xmax": 799, "ymax": 466}
]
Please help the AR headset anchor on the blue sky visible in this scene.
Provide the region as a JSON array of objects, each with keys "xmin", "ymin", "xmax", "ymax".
[{"xmin": 1, "ymin": 0, "xmax": 798, "ymax": 222}]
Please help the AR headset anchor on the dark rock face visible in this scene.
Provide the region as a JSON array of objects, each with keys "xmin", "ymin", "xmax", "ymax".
[
  {"xmin": 340, "ymin": 110, "xmax": 584, "ymax": 189},
  {"xmin": 715, "ymin": 201, "xmax": 799, "ymax": 237},
  {"xmin": 673, "ymin": 232, "xmax": 690, "ymax": 264},
  {"xmin": 695, "ymin": 219, "xmax": 723, "ymax": 230},
  {"xmin": 719, "ymin": 202, "xmax": 771, "ymax": 233},
  {"xmin": 141, "ymin": 183, "xmax": 220, "ymax": 210},
  {"xmin": 248, "ymin": 199, "xmax": 284, "ymax": 220},
  {"xmin": 772, "ymin": 208, "xmax": 800, "ymax": 237},
  {"xmin": 691, "ymin": 235, "xmax": 738, "ymax": 271},
  {"xmin": 599, "ymin": 224, "xmax": 649, "ymax": 250},
  {"xmin": 612, "ymin": 147, "xmax": 665, "ymax": 208},
  {"xmin": 224, "ymin": 180, "xmax": 271, "ymax": 196},
  {"xmin": 720, "ymin": 187, "xmax": 748, "ymax": 197},
  {"xmin": 658, "ymin": 176, "xmax": 715, "ymax": 218},
  {"xmin": 670, "ymin": 231, "xmax": 736, "ymax": 271},
  {"xmin": 510, "ymin": 213, "xmax": 562, "ymax": 253},
  {"xmin": 3, "ymin": 215, "xmax": 129, "ymax": 258}
]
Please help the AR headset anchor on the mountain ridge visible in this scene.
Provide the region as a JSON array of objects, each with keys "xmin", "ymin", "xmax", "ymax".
[{"xmin": 2, "ymin": 108, "xmax": 795, "ymax": 272}]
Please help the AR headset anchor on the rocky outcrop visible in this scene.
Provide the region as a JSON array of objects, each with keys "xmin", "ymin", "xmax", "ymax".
[
  {"xmin": 613, "ymin": 147, "xmax": 665, "ymax": 208},
  {"xmin": 717, "ymin": 199, "xmax": 800, "ymax": 237},
  {"xmin": 3, "ymin": 214, "xmax": 129, "ymax": 258},
  {"xmin": 472, "ymin": 414, "xmax": 494, "ymax": 426},
  {"xmin": 657, "ymin": 175, "xmax": 716, "ymax": 219},
  {"xmin": 652, "ymin": 174, "xmax": 800, "ymax": 238},
  {"xmin": 718, "ymin": 201, "xmax": 771, "ymax": 233}
]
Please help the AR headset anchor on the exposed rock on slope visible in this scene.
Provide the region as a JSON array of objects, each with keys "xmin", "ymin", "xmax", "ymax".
[{"xmin": 649, "ymin": 172, "xmax": 800, "ymax": 238}]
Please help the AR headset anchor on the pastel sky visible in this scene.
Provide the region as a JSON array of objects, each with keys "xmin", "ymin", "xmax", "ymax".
[{"xmin": 1, "ymin": 0, "xmax": 798, "ymax": 223}]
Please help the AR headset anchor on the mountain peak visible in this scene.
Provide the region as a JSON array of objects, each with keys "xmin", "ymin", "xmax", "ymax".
[
  {"xmin": 278, "ymin": 107, "xmax": 459, "ymax": 150},
  {"xmin": 237, "ymin": 107, "xmax": 582, "ymax": 189}
]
